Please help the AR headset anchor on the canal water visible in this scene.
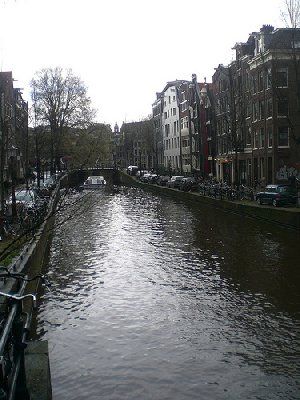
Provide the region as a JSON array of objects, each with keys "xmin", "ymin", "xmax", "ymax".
[{"xmin": 35, "ymin": 186, "xmax": 300, "ymax": 400}]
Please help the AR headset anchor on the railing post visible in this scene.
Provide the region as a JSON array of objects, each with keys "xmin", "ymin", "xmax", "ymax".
[{"xmin": 12, "ymin": 309, "xmax": 30, "ymax": 400}]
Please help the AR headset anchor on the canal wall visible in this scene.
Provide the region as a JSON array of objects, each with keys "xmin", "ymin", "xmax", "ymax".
[
  {"xmin": 120, "ymin": 172, "xmax": 300, "ymax": 231},
  {"xmin": 0, "ymin": 176, "xmax": 64, "ymax": 400},
  {"xmin": 3, "ymin": 177, "xmax": 62, "ymax": 281}
]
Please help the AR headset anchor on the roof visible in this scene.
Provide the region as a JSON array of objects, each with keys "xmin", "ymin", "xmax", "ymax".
[{"xmin": 161, "ymin": 79, "xmax": 189, "ymax": 93}]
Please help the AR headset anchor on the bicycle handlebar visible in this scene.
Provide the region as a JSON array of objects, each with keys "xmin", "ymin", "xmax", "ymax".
[
  {"xmin": 0, "ymin": 267, "xmax": 50, "ymax": 287},
  {"xmin": 0, "ymin": 291, "xmax": 37, "ymax": 308}
]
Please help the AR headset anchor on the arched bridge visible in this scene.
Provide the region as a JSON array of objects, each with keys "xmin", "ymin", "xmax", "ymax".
[{"xmin": 64, "ymin": 168, "xmax": 122, "ymax": 187}]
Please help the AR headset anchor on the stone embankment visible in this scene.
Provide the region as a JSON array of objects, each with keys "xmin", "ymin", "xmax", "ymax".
[
  {"xmin": 120, "ymin": 172, "xmax": 300, "ymax": 231},
  {"xmin": 0, "ymin": 175, "xmax": 66, "ymax": 400}
]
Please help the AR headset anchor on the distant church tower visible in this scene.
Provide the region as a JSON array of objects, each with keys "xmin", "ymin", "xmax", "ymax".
[{"xmin": 114, "ymin": 123, "xmax": 119, "ymax": 134}]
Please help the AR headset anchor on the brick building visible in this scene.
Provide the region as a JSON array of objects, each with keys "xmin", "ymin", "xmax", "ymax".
[
  {"xmin": 118, "ymin": 120, "xmax": 155, "ymax": 171},
  {"xmin": 0, "ymin": 72, "xmax": 28, "ymax": 209},
  {"xmin": 213, "ymin": 26, "xmax": 300, "ymax": 185}
]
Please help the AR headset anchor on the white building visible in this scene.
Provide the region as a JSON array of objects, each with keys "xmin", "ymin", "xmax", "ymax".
[{"xmin": 161, "ymin": 80, "xmax": 188, "ymax": 173}]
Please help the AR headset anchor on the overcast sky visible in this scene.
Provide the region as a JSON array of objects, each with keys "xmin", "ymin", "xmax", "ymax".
[{"xmin": 0, "ymin": 0, "xmax": 283, "ymax": 128}]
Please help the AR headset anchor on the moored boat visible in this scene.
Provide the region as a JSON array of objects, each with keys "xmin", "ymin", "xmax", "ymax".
[{"xmin": 81, "ymin": 176, "xmax": 106, "ymax": 189}]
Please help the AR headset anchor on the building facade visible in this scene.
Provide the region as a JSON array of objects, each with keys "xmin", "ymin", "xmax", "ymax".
[
  {"xmin": 0, "ymin": 72, "xmax": 28, "ymax": 210},
  {"xmin": 152, "ymin": 93, "xmax": 164, "ymax": 172},
  {"xmin": 151, "ymin": 77, "xmax": 215, "ymax": 178},
  {"xmin": 212, "ymin": 26, "xmax": 300, "ymax": 185},
  {"xmin": 161, "ymin": 81, "xmax": 186, "ymax": 173},
  {"xmin": 118, "ymin": 120, "xmax": 156, "ymax": 171},
  {"xmin": 115, "ymin": 26, "xmax": 300, "ymax": 186},
  {"xmin": 249, "ymin": 27, "xmax": 300, "ymax": 185}
]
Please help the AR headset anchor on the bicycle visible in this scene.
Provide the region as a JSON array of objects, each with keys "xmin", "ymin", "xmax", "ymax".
[{"xmin": 0, "ymin": 269, "xmax": 50, "ymax": 399}]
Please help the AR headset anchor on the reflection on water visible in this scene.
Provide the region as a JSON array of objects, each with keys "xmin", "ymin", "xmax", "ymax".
[{"xmin": 36, "ymin": 187, "xmax": 300, "ymax": 400}]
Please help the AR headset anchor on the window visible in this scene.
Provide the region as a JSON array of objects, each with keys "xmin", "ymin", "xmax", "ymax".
[
  {"xmin": 169, "ymin": 96, "xmax": 171, "ymax": 104},
  {"xmin": 244, "ymin": 72, "xmax": 249, "ymax": 91},
  {"xmin": 253, "ymin": 102, "xmax": 258, "ymax": 121},
  {"xmin": 164, "ymin": 112, "xmax": 167, "ymax": 119},
  {"xmin": 193, "ymin": 105, "xmax": 198, "ymax": 118},
  {"xmin": 292, "ymin": 41, "xmax": 300, "ymax": 48},
  {"xmin": 277, "ymin": 97, "xmax": 288, "ymax": 117},
  {"xmin": 172, "ymin": 107, "xmax": 176, "ymax": 116},
  {"xmin": 267, "ymin": 126, "xmax": 273, "ymax": 147},
  {"xmin": 254, "ymin": 130, "xmax": 259, "ymax": 148},
  {"xmin": 246, "ymin": 101, "xmax": 251, "ymax": 118},
  {"xmin": 260, "ymin": 158, "xmax": 265, "ymax": 180},
  {"xmin": 259, "ymin": 101, "xmax": 265, "ymax": 120},
  {"xmin": 174, "ymin": 121, "xmax": 177, "ymax": 134},
  {"xmin": 252, "ymin": 75, "xmax": 257, "ymax": 93},
  {"xmin": 181, "ymin": 101, "xmax": 188, "ymax": 112},
  {"xmin": 165, "ymin": 124, "xmax": 170, "ymax": 137},
  {"xmin": 276, "ymin": 68, "xmax": 288, "ymax": 88},
  {"xmin": 260, "ymin": 128, "xmax": 265, "ymax": 148},
  {"xmin": 267, "ymin": 68, "xmax": 272, "ymax": 89},
  {"xmin": 173, "ymin": 96, "xmax": 176, "ymax": 102},
  {"xmin": 182, "ymin": 139, "xmax": 189, "ymax": 148},
  {"xmin": 246, "ymin": 125, "xmax": 252, "ymax": 147},
  {"xmin": 258, "ymin": 71, "xmax": 264, "ymax": 91},
  {"xmin": 267, "ymin": 98, "xmax": 273, "ymax": 118},
  {"xmin": 217, "ymin": 137, "xmax": 222, "ymax": 154},
  {"xmin": 180, "ymin": 116, "xmax": 189, "ymax": 130},
  {"xmin": 278, "ymin": 126, "xmax": 289, "ymax": 147}
]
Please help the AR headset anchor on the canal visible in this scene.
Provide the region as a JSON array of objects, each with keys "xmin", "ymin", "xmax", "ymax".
[{"xmin": 35, "ymin": 186, "xmax": 300, "ymax": 400}]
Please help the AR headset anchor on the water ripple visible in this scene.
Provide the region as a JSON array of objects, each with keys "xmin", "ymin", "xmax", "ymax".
[{"xmin": 35, "ymin": 187, "xmax": 300, "ymax": 400}]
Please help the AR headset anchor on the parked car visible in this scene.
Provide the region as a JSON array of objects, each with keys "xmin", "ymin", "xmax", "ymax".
[
  {"xmin": 140, "ymin": 174, "xmax": 159, "ymax": 184},
  {"xmin": 179, "ymin": 177, "xmax": 198, "ymax": 192},
  {"xmin": 127, "ymin": 165, "xmax": 139, "ymax": 176},
  {"xmin": 140, "ymin": 173, "xmax": 152, "ymax": 183},
  {"xmin": 136, "ymin": 170, "xmax": 149, "ymax": 178},
  {"xmin": 148, "ymin": 174, "xmax": 159, "ymax": 184},
  {"xmin": 255, "ymin": 184, "xmax": 297, "ymax": 207},
  {"xmin": 6, "ymin": 189, "xmax": 38, "ymax": 215},
  {"xmin": 157, "ymin": 176, "xmax": 169, "ymax": 186},
  {"xmin": 166, "ymin": 176, "xmax": 184, "ymax": 189}
]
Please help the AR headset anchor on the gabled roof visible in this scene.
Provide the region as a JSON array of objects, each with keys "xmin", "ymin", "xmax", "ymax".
[{"xmin": 161, "ymin": 79, "xmax": 189, "ymax": 93}]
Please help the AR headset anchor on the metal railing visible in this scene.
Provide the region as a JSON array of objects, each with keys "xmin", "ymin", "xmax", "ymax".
[{"xmin": 0, "ymin": 269, "xmax": 48, "ymax": 399}]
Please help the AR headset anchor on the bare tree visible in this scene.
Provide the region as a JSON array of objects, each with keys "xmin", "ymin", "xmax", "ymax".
[
  {"xmin": 281, "ymin": 0, "xmax": 300, "ymax": 28},
  {"xmin": 62, "ymin": 123, "xmax": 113, "ymax": 170},
  {"xmin": 30, "ymin": 67, "xmax": 96, "ymax": 173}
]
